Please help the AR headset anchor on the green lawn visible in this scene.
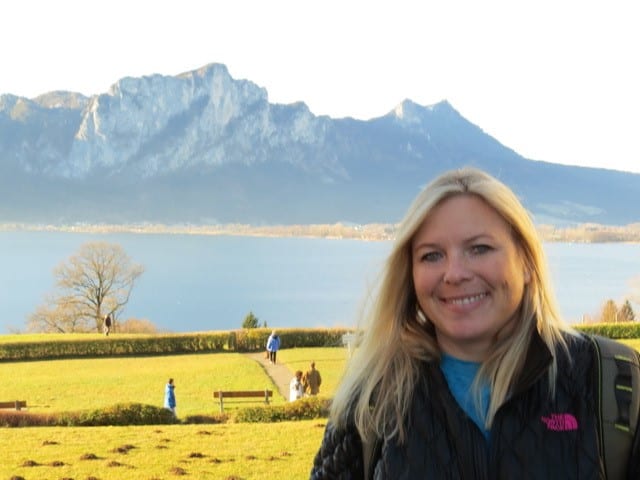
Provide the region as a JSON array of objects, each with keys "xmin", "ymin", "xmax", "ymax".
[
  {"xmin": 1, "ymin": 339, "xmax": 638, "ymax": 479},
  {"xmin": 0, "ymin": 347, "xmax": 341, "ymax": 479},
  {"xmin": 2, "ymin": 339, "xmax": 636, "ymax": 418},
  {"xmin": 0, "ymin": 332, "xmax": 158, "ymax": 343},
  {"xmin": 277, "ymin": 346, "xmax": 351, "ymax": 397},
  {"xmin": 0, "ymin": 421, "xmax": 326, "ymax": 479},
  {"xmin": 1, "ymin": 347, "xmax": 349, "ymax": 417},
  {"xmin": 1, "ymin": 352, "xmax": 285, "ymax": 417},
  {"xmin": 620, "ymin": 338, "xmax": 640, "ymax": 352}
]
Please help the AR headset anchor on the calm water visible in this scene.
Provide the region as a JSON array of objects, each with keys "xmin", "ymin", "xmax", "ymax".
[{"xmin": 1, "ymin": 231, "xmax": 639, "ymax": 333}]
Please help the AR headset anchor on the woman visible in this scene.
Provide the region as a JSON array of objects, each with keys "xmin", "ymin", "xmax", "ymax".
[
  {"xmin": 266, "ymin": 330, "xmax": 281, "ymax": 364},
  {"xmin": 290, "ymin": 370, "xmax": 305, "ymax": 401},
  {"xmin": 164, "ymin": 378, "xmax": 176, "ymax": 416},
  {"xmin": 310, "ymin": 167, "xmax": 640, "ymax": 479}
]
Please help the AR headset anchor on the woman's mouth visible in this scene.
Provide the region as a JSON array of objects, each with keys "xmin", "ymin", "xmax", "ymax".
[{"xmin": 444, "ymin": 292, "xmax": 488, "ymax": 305}]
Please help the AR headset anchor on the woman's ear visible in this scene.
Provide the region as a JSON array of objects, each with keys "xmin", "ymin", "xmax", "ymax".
[
  {"xmin": 523, "ymin": 266, "xmax": 531, "ymax": 284},
  {"xmin": 520, "ymin": 253, "xmax": 532, "ymax": 284}
]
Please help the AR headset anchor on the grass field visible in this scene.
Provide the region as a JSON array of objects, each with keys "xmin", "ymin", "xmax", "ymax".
[
  {"xmin": 620, "ymin": 338, "xmax": 640, "ymax": 352},
  {"xmin": 277, "ymin": 347, "xmax": 351, "ymax": 396},
  {"xmin": 0, "ymin": 333, "xmax": 156, "ymax": 343},
  {"xmin": 0, "ymin": 421, "xmax": 326, "ymax": 479},
  {"xmin": 2, "ymin": 352, "xmax": 287, "ymax": 416},
  {"xmin": 1, "ymin": 347, "xmax": 346, "ymax": 479},
  {"xmin": 1, "ymin": 339, "xmax": 638, "ymax": 479},
  {"xmin": 1, "ymin": 347, "xmax": 351, "ymax": 416}
]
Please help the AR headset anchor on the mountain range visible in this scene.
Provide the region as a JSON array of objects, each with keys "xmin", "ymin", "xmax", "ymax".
[{"xmin": 1, "ymin": 63, "xmax": 639, "ymax": 226}]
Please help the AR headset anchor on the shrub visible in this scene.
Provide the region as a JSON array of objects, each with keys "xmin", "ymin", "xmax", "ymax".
[
  {"xmin": 1, "ymin": 404, "xmax": 232, "ymax": 427},
  {"xmin": 227, "ymin": 331, "xmax": 237, "ymax": 350},
  {"xmin": 0, "ymin": 398, "xmax": 331, "ymax": 426},
  {"xmin": 235, "ymin": 405, "xmax": 288, "ymax": 423},
  {"xmin": 182, "ymin": 413, "xmax": 228, "ymax": 424},
  {"xmin": 0, "ymin": 411, "xmax": 59, "ymax": 427},
  {"xmin": 76, "ymin": 403, "xmax": 178, "ymax": 426},
  {"xmin": 283, "ymin": 396, "xmax": 331, "ymax": 420},
  {"xmin": 234, "ymin": 396, "xmax": 330, "ymax": 423}
]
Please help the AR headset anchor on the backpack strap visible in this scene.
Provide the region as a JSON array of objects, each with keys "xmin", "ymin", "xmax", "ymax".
[{"xmin": 589, "ymin": 334, "xmax": 640, "ymax": 479}]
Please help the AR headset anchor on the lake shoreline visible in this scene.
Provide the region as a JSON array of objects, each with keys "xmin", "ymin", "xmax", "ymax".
[
  {"xmin": 2, "ymin": 232, "xmax": 639, "ymax": 333},
  {"xmin": 1, "ymin": 222, "xmax": 640, "ymax": 243}
]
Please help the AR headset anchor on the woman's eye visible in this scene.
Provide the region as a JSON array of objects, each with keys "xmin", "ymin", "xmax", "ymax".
[
  {"xmin": 420, "ymin": 251, "xmax": 442, "ymax": 262},
  {"xmin": 470, "ymin": 244, "xmax": 492, "ymax": 255}
]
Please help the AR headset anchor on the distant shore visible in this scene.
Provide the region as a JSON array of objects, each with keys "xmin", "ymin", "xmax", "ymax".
[{"xmin": 1, "ymin": 222, "xmax": 640, "ymax": 243}]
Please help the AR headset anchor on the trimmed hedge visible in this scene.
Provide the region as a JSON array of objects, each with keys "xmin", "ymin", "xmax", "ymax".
[
  {"xmin": 0, "ymin": 403, "xmax": 178, "ymax": 427},
  {"xmin": 1, "ymin": 324, "xmax": 636, "ymax": 362},
  {"xmin": 234, "ymin": 396, "xmax": 331, "ymax": 423},
  {"xmin": 0, "ymin": 399, "xmax": 328, "ymax": 427},
  {"xmin": 73, "ymin": 402, "xmax": 179, "ymax": 426},
  {"xmin": 574, "ymin": 322, "xmax": 640, "ymax": 339},
  {"xmin": 0, "ymin": 328, "xmax": 353, "ymax": 362}
]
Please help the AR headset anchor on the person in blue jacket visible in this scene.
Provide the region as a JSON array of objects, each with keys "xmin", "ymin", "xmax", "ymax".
[
  {"xmin": 164, "ymin": 378, "xmax": 176, "ymax": 416},
  {"xmin": 266, "ymin": 330, "xmax": 281, "ymax": 364}
]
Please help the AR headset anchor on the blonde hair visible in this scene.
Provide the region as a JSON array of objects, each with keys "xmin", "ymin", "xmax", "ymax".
[{"xmin": 329, "ymin": 167, "xmax": 574, "ymax": 443}]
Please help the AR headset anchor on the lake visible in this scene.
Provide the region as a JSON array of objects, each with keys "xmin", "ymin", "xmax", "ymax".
[{"xmin": 1, "ymin": 231, "xmax": 639, "ymax": 333}]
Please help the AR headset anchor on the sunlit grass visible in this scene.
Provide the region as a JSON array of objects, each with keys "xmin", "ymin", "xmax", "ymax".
[
  {"xmin": 1, "ymin": 347, "xmax": 350, "ymax": 417},
  {"xmin": 620, "ymin": 339, "xmax": 640, "ymax": 352},
  {"xmin": 1, "ymin": 352, "xmax": 288, "ymax": 416},
  {"xmin": 278, "ymin": 347, "xmax": 351, "ymax": 397},
  {"xmin": 2, "ymin": 337, "xmax": 636, "ymax": 479},
  {"xmin": 0, "ymin": 420, "xmax": 326, "ymax": 479},
  {"xmin": 0, "ymin": 332, "xmax": 158, "ymax": 343},
  {"xmin": 0, "ymin": 331, "xmax": 230, "ymax": 344},
  {"xmin": 0, "ymin": 347, "xmax": 341, "ymax": 477}
]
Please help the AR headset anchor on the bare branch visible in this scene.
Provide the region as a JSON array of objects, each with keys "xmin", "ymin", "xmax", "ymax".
[{"xmin": 29, "ymin": 241, "xmax": 144, "ymax": 333}]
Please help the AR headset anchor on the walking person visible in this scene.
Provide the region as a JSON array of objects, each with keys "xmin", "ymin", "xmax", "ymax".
[
  {"xmin": 302, "ymin": 361, "xmax": 322, "ymax": 396},
  {"xmin": 290, "ymin": 370, "xmax": 305, "ymax": 401},
  {"xmin": 103, "ymin": 313, "xmax": 112, "ymax": 336},
  {"xmin": 266, "ymin": 330, "xmax": 281, "ymax": 364},
  {"xmin": 310, "ymin": 167, "xmax": 640, "ymax": 479},
  {"xmin": 164, "ymin": 378, "xmax": 176, "ymax": 416}
]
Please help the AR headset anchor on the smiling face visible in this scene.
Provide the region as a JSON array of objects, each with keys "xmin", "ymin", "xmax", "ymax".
[{"xmin": 411, "ymin": 194, "xmax": 530, "ymax": 361}]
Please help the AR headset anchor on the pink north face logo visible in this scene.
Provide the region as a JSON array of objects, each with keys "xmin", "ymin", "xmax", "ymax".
[{"xmin": 541, "ymin": 413, "xmax": 578, "ymax": 431}]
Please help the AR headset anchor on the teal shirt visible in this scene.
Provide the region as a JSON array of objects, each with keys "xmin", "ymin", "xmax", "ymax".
[{"xmin": 440, "ymin": 353, "xmax": 491, "ymax": 440}]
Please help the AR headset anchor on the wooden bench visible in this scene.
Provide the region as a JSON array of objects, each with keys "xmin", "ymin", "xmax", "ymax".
[
  {"xmin": 0, "ymin": 401, "xmax": 27, "ymax": 411},
  {"xmin": 213, "ymin": 390, "xmax": 272, "ymax": 413}
]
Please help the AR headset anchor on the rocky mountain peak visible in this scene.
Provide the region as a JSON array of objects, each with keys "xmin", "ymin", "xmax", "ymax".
[{"xmin": 0, "ymin": 63, "xmax": 638, "ymax": 226}]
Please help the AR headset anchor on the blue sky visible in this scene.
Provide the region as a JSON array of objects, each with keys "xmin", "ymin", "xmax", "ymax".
[{"xmin": 2, "ymin": 0, "xmax": 638, "ymax": 173}]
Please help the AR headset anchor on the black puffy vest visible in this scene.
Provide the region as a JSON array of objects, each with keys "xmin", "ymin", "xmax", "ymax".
[{"xmin": 311, "ymin": 333, "xmax": 640, "ymax": 479}]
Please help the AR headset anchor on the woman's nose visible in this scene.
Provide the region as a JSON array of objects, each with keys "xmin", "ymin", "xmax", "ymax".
[{"xmin": 442, "ymin": 254, "xmax": 472, "ymax": 284}]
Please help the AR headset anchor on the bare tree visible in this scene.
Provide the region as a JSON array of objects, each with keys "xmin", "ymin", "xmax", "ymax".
[
  {"xmin": 27, "ymin": 294, "xmax": 87, "ymax": 333},
  {"xmin": 599, "ymin": 299, "xmax": 618, "ymax": 323},
  {"xmin": 118, "ymin": 318, "xmax": 159, "ymax": 333},
  {"xmin": 28, "ymin": 242, "xmax": 144, "ymax": 333}
]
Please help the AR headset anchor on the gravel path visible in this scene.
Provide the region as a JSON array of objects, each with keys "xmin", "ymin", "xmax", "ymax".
[{"xmin": 245, "ymin": 351, "xmax": 294, "ymax": 401}]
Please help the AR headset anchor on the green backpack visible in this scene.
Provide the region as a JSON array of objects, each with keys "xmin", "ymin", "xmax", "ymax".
[
  {"xmin": 589, "ymin": 335, "xmax": 640, "ymax": 479},
  {"xmin": 362, "ymin": 335, "xmax": 640, "ymax": 480}
]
